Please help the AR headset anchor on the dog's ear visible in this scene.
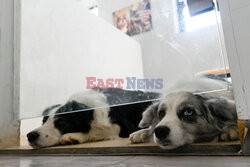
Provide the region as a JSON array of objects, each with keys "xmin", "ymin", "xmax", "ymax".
[
  {"xmin": 139, "ymin": 101, "xmax": 160, "ymax": 128},
  {"xmin": 42, "ymin": 104, "xmax": 61, "ymax": 124},
  {"xmin": 207, "ymin": 97, "xmax": 237, "ymax": 130},
  {"xmin": 196, "ymin": 94, "xmax": 237, "ymax": 130},
  {"xmin": 42, "ymin": 104, "xmax": 61, "ymax": 116},
  {"xmin": 70, "ymin": 101, "xmax": 89, "ymax": 111},
  {"xmin": 57, "ymin": 101, "xmax": 89, "ymax": 113}
]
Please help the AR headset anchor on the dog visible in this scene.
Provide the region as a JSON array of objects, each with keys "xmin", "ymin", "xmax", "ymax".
[
  {"xmin": 129, "ymin": 90, "xmax": 239, "ymax": 150},
  {"xmin": 27, "ymin": 77, "xmax": 238, "ymax": 149},
  {"xmin": 27, "ymin": 88, "xmax": 161, "ymax": 148}
]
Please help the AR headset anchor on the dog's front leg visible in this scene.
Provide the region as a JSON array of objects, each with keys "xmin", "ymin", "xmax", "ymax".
[
  {"xmin": 129, "ymin": 127, "xmax": 154, "ymax": 143},
  {"xmin": 59, "ymin": 132, "xmax": 89, "ymax": 145}
]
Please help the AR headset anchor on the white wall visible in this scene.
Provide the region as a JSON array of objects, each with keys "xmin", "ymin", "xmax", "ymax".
[
  {"xmin": 0, "ymin": 0, "xmax": 20, "ymax": 148},
  {"xmin": 98, "ymin": 0, "xmax": 226, "ymax": 90},
  {"xmin": 20, "ymin": 0, "xmax": 143, "ymax": 119},
  {"xmin": 219, "ymin": 0, "xmax": 250, "ymax": 120}
]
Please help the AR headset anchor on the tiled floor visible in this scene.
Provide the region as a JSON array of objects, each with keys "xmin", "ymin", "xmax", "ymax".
[{"xmin": 0, "ymin": 156, "xmax": 250, "ymax": 167}]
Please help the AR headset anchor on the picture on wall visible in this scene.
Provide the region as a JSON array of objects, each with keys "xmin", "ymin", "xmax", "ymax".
[{"xmin": 113, "ymin": 0, "xmax": 152, "ymax": 36}]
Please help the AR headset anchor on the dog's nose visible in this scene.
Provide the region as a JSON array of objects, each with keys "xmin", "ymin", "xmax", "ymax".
[
  {"xmin": 154, "ymin": 126, "xmax": 170, "ymax": 140},
  {"xmin": 27, "ymin": 131, "xmax": 40, "ymax": 143}
]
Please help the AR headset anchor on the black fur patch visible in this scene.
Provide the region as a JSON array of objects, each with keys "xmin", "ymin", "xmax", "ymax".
[
  {"xmin": 54, "ymin": 101, "xmax": 94, "ymax": 135},
  {"xmin": 94, "ymin": 88, "xmax": 161, "ymax": 105},
  {"xmin": 94, "ymin": 88, "xmax": 161, "ymax": 137},
  {"xmin": 109, "ymin": 101, "xmax": 155, "ymax": 137}
]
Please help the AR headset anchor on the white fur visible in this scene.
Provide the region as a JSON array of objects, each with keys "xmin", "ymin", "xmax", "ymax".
[
  {"xmin": 30, "ymin": 117, "xmax": 61, "ymax": 148},
  {"xmin": 90, "ymin": 107, "xmax": 120, "ymax": 140},
  {"xmin": 68, "ymin": 90, "xmax": 108, "ymax": 108}
]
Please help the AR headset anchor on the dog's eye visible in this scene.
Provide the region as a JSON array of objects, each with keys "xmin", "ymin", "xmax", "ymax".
[
  {"xmin": 158, "ymin": 109, "xmax": 166, "ymax": 120},
  {"xmin": 183, "ymin": 109, "xmax": 193, "ymax": 116},
  {"xmin": 180, "ymin": 107, "xmax": 195, "ymax": 117},
  {"xmin": 178, "ymin": 107, "xmax": 196, "ymax": 123}
]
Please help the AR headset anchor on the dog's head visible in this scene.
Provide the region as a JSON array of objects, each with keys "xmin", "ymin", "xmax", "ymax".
[
  {"xmin": 27, "ymin": 101, "xmax": 93, "ymax": 148},
  {"xmin": 139, "ymin": 92, "xmax": 237, "ymax": 149}
]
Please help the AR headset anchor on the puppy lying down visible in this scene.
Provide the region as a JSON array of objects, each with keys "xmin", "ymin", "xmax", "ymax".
[
  {"xmin": 129, "ymin": 91, "xmax": 238, "ymax": 149},
  {"xmin": 27, "ymin": 78, "xmax": 238, "ymax": 149}
]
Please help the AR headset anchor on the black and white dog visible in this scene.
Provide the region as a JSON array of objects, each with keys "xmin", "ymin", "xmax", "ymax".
[
  {"xmin": 27, "ymin": 77, "xmax": 238, "ymax": 149},
  {"xmin": 27, "ymin": 88, "xmax": 161, "ymax": 148}
]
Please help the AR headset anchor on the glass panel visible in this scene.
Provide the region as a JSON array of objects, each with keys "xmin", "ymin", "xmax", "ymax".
[{"xmin": 19, "ymin": 0, "xmax": 229, "ymax": 119}]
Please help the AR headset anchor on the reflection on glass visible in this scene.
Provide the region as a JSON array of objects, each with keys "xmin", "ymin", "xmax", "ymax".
[
  {"xmin": 177, "ymin": 0, "xmax": 217, "ymax": 32},
  {"xmin": 18, "ymin": 0, "xmax": 228, "ymax": 119}
]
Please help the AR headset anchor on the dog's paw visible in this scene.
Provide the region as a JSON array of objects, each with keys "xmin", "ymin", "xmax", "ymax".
[
  {"xmin": 129, "ymin": 129, "xmax": 148, "ymax": 143},
  {"xmin": 59, "ymin": 133, "xmax": 86, "ymax": 145},
  {"xmin": 220, "ymin": 126, "xmax": 239, "ymax": 141}
]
